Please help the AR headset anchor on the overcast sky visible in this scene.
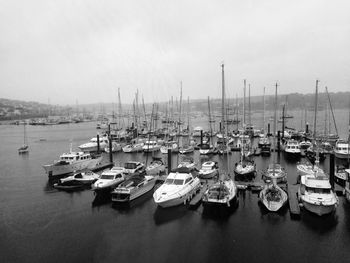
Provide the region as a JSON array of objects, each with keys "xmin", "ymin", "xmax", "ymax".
[{"xmin": 1, "ymin": 0, "xmax": 349, "ymax": 105}]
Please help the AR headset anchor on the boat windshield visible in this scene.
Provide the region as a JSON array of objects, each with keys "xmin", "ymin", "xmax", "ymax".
[
  {"xmin": 165, "ymin": 178, "xmax": 184, "ymax": 185},
  {"xmin": 306, "ymin": 187, "xmax": 331, "ymax": 194},
  {"xmin": 124, "ymin": 163, "xmax": 137, "ymax": 169},
  {"xmin": 100, "ymin": 174, "xmax": 116, "ymax": 180}
]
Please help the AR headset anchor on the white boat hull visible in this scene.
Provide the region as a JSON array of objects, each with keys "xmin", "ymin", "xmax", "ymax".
[
  {"xmin": 43, "ymin": 156, "xmax": 102, "ymax": 177},
  {"xmin": 301, "ymin": 199, "xmax": 337, "ymax": 216},
  {"xmin": 112, "ymin": 178, "xmax": 156, "ymax": 202}
]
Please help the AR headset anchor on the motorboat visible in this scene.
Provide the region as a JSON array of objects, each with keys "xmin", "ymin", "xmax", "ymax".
[
  {"xmin": 160, "ymin": 141, "xmax": 179, "ymax": 154},
  {"xmin": 262, "ymin": 163, "xmax": 287, "ymax": 183},
  {"xmin": 202, "ymin": 176, "xmax": 237, "ymax": 207},
  {"xmin": 258, "ymin": 136, "xmax": 271, "ymax": 148},
  {"xmin": 111, "ymin": 174, "xmax": 156, "ymax": 203},
  {"xmin": 104, "ymin": 142, "xmax": 122, "ymax": 153},
  {"xmin": 300, "ymin": 140, "xmax": 312, "ymax": 149},
  {"xmin": 123, "ymin": 161, "xmax": 145, "ymax": 175},
  {"xmin": 192, "ymin": 126, "xmax": 203, "ymax": 137},
  {"xmin": 60, "ymin": 170, "xmax": 100, "ymax": 184},
  {"xmin": 198, "ymin": 143, "xmax": 215, "ymax": 155},
  {"xmin": 146, "ymin": 158, "xmax": 165, "ymax": 175},
  {"xmin": 91, "ymin": 166, "xmax": 126, "ymax": 192},
  {"xmin": 179, "ymin": 144, "xmax": 194, "ymax": 154},
  {"xmin": 297, "ymin": 162, "xmax": 324, "ymax": 177},
  {"xmin": 153, "ymin": 167, "xmax": 200, "ymax": 207},
  {"xmin": 334, "ymin": 165, "xmax": 348, "ymax": 187},
  {"xmin": 78, "ymin": 135, "xmax": 109, "ymax": 152},
  {"xmin": 53, "ymin": 180, "xmax": 85, "ymax": 191},
  {"xmin": 198, "ymin": 161, "xmax": 218, "ymax": 179},
  {"xmin": 344, "ymin": 169, "xmax": 350, "ymax": 202},
  {"xmin": 234, "ymin": 159, "xmax": 256, "ymax": 181},
  {"xmin": 122, "ymin": 142, "xmax": 144, "ymax": 153},
  {"xmin": 259, "ymin": 182, "xmax": 288, "ymax": 212},
  {"xmin": 284, "ymin": 139, "xmax": 301, "ymax": 159},
  {"xmin": 43, "ymin": 150, "xmax": 102, "ymax": 177},
  {"xmin": 298, "ymin": 168, "xmax": 338, "ymax": 216},
  {"xmin": 142, "ymin": 140, "xmax": 161, "ymax": 153},
  {"xmin": 334, "ymin": 139, "xmax": 350, "ymax": 159},
  {"xmin": 177, "ymin": 157, "xmax": 196, "ymax": 171}
]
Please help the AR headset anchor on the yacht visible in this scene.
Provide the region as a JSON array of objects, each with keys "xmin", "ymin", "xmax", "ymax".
[
  {"xmin": 123, "ymin": 161, "xmax": 145, "ymax": 175},
  {"xmin": 78, "ymin": 136, "xmax": 109, "ymax": 152},
  {"xmin": 177, "ymin": 157, "xmax": 196, "ymax": 171},
  {"xmin": 122, "ymin": 142, "xmax": 144, "ymax": 153},
  {"xmin": 91, "ymin": 166, "xmax": 126, "ymax": 192},
  {"xmin": 334, "ymin": 139, "xmax": 350, "ymax": 159},
  {"xmin": 153, "ymin": 167, "xmax": 200, "ymax": 207},
  {"xmin": 198, "ymin": 143, "xmax": 215, "ymax": 155},
  {"xmin": 192, "ymin": 126, "xmax": 203, "ymax": 137},
  {"xmin": 146, "ymin": 158, "xmax": 165, "ymax": 175},
  {"xmin": 160, "ymin": 141, "xmax": 179, "ymax": 154},
  {"xmin": 298, "ymin": 168, "xmax": 338, "ymax": 216},
  {"xmin": 234, "ymin": 159, "xmax": 256, "ymax": 181},
  {"xmin": 142, "ymin": 140, "xmax": 161, "ymax": 153},
  {"xmin": 202, "ymin": 176, "xmax": 237, "ymax": 207},
  {"xmin": 104, "ymin": 142, "xmax": 122, "ymax": 153},
  {"xmin": 344, "ymin": 169, "xmax": 350, "ymax": 202},
  {"xmin": 60, "ymin": 170, "xmax": 100, "ymax": 184},
  {"xmin": 284, "ymin": 139, "xmax": 301, "ymax": 159},
  {"xmin": 198, "ymin": 161, "xmax": 218, "ymax": 179},
  {"xmin": 179, "ymin": 144, "xmax": 194, "ymax": 154},
  {"xmin": 262, "ymin": 163, "xmax": 287, "ymax": 183},
  {"xmin": 259, "ymin": 182, "xmax": 288, "ymax": 212},
  {"xmin": 43, "ymin": 151, "xmax": 102, "ymax": 177},
  {"xmin": 111, "ymin": 174, "xmax": 156, "ymax": 203}
]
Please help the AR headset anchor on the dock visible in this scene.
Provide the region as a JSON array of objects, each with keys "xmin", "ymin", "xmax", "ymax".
[
  {"xmin": 91, "ymin": 162, "xmax": 114, "ymax": 172},
  {"xmin": 287, "ymin": 184, "xmax": 301, "ymax": 217},
  {"xmin": 189, "ymin": 183, "xmax": 208, "ymax": 208}
]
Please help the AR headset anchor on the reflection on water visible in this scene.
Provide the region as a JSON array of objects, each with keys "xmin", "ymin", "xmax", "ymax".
[
  {"xmin": 301, "ymin": 209, "xmax": 339, "ymax": 233},
  {"xmin": 153, "ymin": 205, "xmax": 188, "ymax": 225}
]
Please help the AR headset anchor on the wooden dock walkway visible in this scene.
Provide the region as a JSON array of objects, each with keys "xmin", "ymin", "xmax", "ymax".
[
  {"xmin": 189, "ymin": 183, "xmax": 208, "ymax": 208},
  {"xmin": 287, "ymin": 184, "xmax": 301, "ymax": 217}
]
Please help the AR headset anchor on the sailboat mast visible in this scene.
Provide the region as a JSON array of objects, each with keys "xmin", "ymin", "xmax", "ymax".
[
  {"xmin": 263, "ymin": 87, "xmax": 266, "ymax": 134},
  {"xmin": 273, "ymin": 83, "xmax": 278, "ymax": 167},
  {"xmin": 313, "ymin": 80, "xmax": 319, "ymax": 142},
  {"xmin": 243, "ymin": 80, "xmax": 246, "ymax": 128},
  {"xmin": 248, "ymin": 84, "xmax": 251, "ymax": 126},
  {"xmin": 221, "ymin": 64, "xmax": 225, "ymax": 134},
  {"xmin": 208, "ymin": 96, "xmax": 213, "ymax": 138},
  {"xmin": 325, "ymin": 86, "xmax": 339, "ymax": 137}
]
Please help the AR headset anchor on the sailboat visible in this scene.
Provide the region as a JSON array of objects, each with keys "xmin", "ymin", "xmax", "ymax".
[
  {"xmin": 202, "ymin": 64, "xmax": 238, "ymax": 208},
  {"xmin": 298, "ymin": 80, "xmax": 338, "ymax": 216},
  {"xmin": 18, "ymin": 122, "xmax": 29, "ymax": 154},
  {"xmin": 198, "ymin": 97, "xmax": 215, "ymax": 155},
  {"xmin": 179, "ymin": 97, "xmax": 194, "ymax": 154},
  {"xmin": 259, "ymin": 83, "xmax": 288, "ymax": 212},
  {"xmin": 234, "ymin": 81, "xmax": 256, "ymax": 181}
]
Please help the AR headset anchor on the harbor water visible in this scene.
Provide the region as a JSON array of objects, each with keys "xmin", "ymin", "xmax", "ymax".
[{"xmin": 1, "ymin": 110, "xmax": 350, "ymax": 263}]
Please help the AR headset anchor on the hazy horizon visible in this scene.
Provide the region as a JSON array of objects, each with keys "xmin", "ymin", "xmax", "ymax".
[{"xmin": 1, "ymin": 0, "xmax": 349, "ymax": 105}]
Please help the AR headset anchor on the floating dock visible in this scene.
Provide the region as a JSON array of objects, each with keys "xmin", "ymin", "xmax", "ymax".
[
  {"xmin": 287, "ymin": 184, "xmax": 301, "ymax": 217},
  {"xmin": 189, "ymin": 183, "xmax": 208, "ymax": 208}
]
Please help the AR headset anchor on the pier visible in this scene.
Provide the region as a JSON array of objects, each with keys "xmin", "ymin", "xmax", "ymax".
[
  {"xmin": 189, "ymin": 183, "xmax": 208, "ymax": 208},
  {"xmin": 287, "ymin": 184, "xmax": 301, "ymax": 218}
]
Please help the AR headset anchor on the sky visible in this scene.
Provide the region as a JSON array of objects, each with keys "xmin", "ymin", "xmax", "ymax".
[{"xmin": 0, "ymin": 0, "xmax": 349, "ymax": 105}]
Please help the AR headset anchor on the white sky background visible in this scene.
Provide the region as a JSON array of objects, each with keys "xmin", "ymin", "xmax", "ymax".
[{"xmin": 0, "ymin": 0, "xmax": 349, "ymax": 105}]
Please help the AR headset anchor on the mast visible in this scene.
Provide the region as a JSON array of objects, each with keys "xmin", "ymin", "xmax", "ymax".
[
  {"xmin": 248, "ymin": 84, "xmax": 251, "ymax": 126},
  {"xmin": 313, "ymin": 80, "xmax": 320, "ymax": 167},
  {"xmin": 272, "ymin": 82, "xmax": 278, "ymax": 185},
  {"xmin": 142, "ymin": 96, "xmax": 147, "ymax": 131},
  {"xmin": 221, "ymin": 64, "xmax": 225, "ymax": 134},
  {"xmin": 208, "ymin": 96, "xmax": 213, "ymax": 139},
  {"xmin": 263, "ymin": 87, "xmax": 266, "ymax": 134},
  {"xmin": 243, "ymin": 80, "xmax": 246, "ymax": 128},
  {"xmin": 325, "ymin": 86, "xmax": 339, "ymax": 137}
]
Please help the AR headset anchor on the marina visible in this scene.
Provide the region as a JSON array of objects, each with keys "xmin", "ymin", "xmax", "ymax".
[{"xmin": 1, "ymin": 111, "xmax": 350, "ymax": 262}]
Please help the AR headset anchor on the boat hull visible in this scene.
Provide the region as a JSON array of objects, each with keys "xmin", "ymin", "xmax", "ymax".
[
  {"xmin": 301, "ymin": 199, "xmax": 336, "ymax": 216},
  {"xmin": 111, "ymin": 179, "xmax": 156, "ymax": 202},
  {"xmin": 43, "ymin": 156, "xmax": 102, "ymax": 177}
]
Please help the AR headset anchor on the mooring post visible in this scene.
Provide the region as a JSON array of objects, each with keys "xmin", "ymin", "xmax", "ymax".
[
  {"xmin": 167, "ymin": 149, "xmax": 172, "ymax": 174},
  {"xmin": 200, "ymin": 130, "xmax": 203, "ymax": 145},
  {"xmin": 267, "ymin": 123, "xmax": 270, "ymax": 136},
  {"xmin": 306, "ymin": 123, "xmax": 309, "ymax": 134},
  {"xmin": 329, "ymin": 153, "xmax": 335, "ymax": 189},
  {"xmin": 97, "ymin": 134, "xmax": 100, "ymax": 153},
  {"xmin": 108, "ymin": 124, "xmax": 113, "ymax": 163}
]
